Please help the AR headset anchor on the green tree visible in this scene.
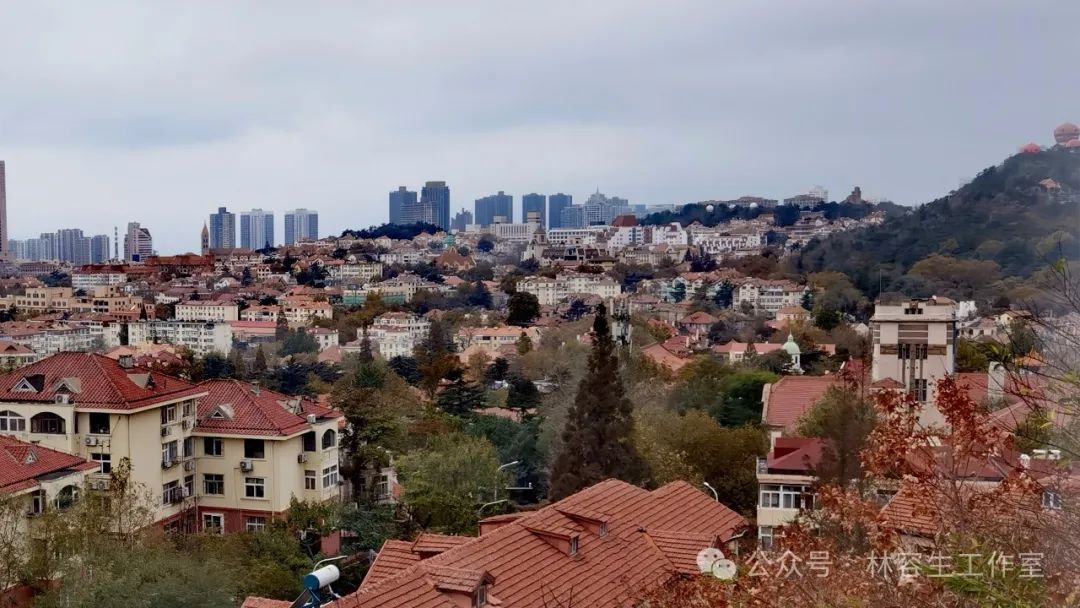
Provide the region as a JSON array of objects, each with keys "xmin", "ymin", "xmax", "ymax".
[
  {"xmin": 955, "ymin": 338, "xmax": 991, "ymax": 372},
  {"xmin": 797, "ymin": 384, "xmax": 876, "ymax": 486},
  {"xmin": 549, "ymin": 304, "xmax": 648, "ymax": 499},
  {"xmin": 396, "ymin": 434, "xmax": 507, "ymax": 533},
  {"xmin": 634, "ymin": 409, "xmax": 767, "ymax": 515},
  {"xmin": 506, "ymin": 374, "xmax": 541, "ymax": 415},
  {"xmin": 253, "ymin": 345, "xmax": 268, "ymax": 374},
  {"xmin": 507, "ymin": 291, "xmax": 540, "ymax": 326},
  {"xmin": 416, "ymin": 319, "xmax": 457, "ymax": 398},
  {"xmin": 281, "ymin": 328, "xmax": 319, "ymax": 356},
  {"xmin": 437, "ymin": 368, "xmax": 487, "ymax": 417},
  {"xmin": 712, "ymin": 280, "xmax": 735, "ymax": 309},
  {"xmin": 484, "ymin": 357, "xmax": 510, "ymax": 384},
  {"xmin": 467, "ymin": 415, "xmax": 548, "ymax": 500},
  {"xmin": 669, "ymin": 282, "xmax": 687, "ymax": 303},
  {"xmin": 813, "ymin": 306, "xmax": 842, "ymax": 331},
  {"xmin": 274, "ymin": 312, "xmax": 289, "ymax": 341},
  {"xmin": 387, "ymin": 355, "xmax": 421, "ymax": 384},
  {"xmin": 515, "ymin": 331, "xmax": 533, "ymax": 356},
  {"xmin": 335, "ymin": 360, "xmax": 409, "ymax": 502}
]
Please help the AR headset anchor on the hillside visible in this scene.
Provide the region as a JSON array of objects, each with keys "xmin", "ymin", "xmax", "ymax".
[{"xmin": 790, "ymin": 147, "xmax": 1080, "ymax": 301}]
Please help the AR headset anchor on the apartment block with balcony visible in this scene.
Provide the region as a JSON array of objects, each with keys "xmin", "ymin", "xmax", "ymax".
[
  {"xmin": 126, "ymin": 320, "xmax": 233, "ymax": 357},
  {"xmin": 183, "ymin": 379, "xmax": 343, "ymax": 534},
  {"xmin": 175, "ymin": 301, "xmax": 240, "ymax": 322},
  {"xmin": 0, "ymin": 353, "xmax": 208, "ymax": 526},
  {"xmin": 755, "ymin": 437, "xmax": 822, "ymax": 549}
]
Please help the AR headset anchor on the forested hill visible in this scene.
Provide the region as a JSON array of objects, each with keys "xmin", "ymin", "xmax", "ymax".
[{"xmin": 789, "ymin": 147, "xmax": 1080, "ymax": 300}]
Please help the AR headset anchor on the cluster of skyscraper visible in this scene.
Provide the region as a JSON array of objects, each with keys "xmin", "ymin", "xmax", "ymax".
[
  {"xmin": 10, "ymin": 229, "xmax": 111, "ymax": 264},
  {"xmin": 388, "ymin": 182, "xmax": 452, "ymax": 231},
  {"xmin": 205, "ymin": 207, "xmax": 319, "ymax": 250},
  {"xmin": 387, "ymin": 184, "xmax": 642, "ymax": 232}
]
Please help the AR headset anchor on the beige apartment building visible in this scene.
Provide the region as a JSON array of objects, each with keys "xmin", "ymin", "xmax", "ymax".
[
  {"xmin": 175, "ymin": 301, "xmax": 240, "ymax": 322},
  {"xmin": 0, "ymin": 353, "xmax": 342, "ymax": 534},
  {"xmin": 871, "ymin": 296, "xmax": 957, "ymax": 427}
]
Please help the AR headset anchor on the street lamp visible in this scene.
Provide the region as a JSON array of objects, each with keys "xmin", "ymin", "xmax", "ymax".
[{"xmin": 703, "ymin": 482, "xmax": 719, "ymax": 502}]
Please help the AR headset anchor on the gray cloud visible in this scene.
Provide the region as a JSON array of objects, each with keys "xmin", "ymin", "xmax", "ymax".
[{"xmin": 1, "ymin": 0, "xmax": 1077, "ymax": 253}]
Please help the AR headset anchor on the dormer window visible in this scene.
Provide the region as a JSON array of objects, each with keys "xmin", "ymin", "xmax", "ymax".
[
  {"xmin": 599, "ymin": 522, "xmax": 608, "ymax": 537},
  {"xmin": 474, "ymin": 584, "xmax": 487, "ymax": 608},
  {"xmin": 569, "ymin": 536, "xmax": 579, "ymax": 556}
]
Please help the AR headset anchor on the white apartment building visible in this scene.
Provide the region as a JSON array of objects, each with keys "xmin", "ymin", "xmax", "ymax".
[
  {"xmin": 127, "ymin": 320, "xmax": 233, "ymax": 356},
  {"xmin": 516, "ymin": 272, "xmax": 621, "ymax": 307},
  {"xmin": 72, "ymin": 269, "xmax": 128, "ymax": 291},
  {"xmin": 283, "ymin": 302, "xmax": 333, "ymax": 327},
  {"xmin": 733, "ymin": 279, "xmax": 805, "ymax": 316},
  {"xmin": 691, "ymin": 230, "xmax": 768, "ymax": 256},
  {"xmin": 175, "ymin": 301, "xmax": 240, "ymax": 323},
  {"xmin": 646, "ymin": 223, "xmax": 689, "ymax": 246},
  {"xmin": 327, "ymin": 261, "xmax": 384, "ymax": 284},
  {"xmin": 305, "ymin": 327, "xmax": 339, "ymax": 351},
  {"xmin": 456, "ymin": 326, "xmax": 542, "ymax": 352},
  {"xmin": 367, "ymin": 312, "xmax": 430, "ymax": 359},
  {"xmin": 546, "ymin": 227, "xmax": 608, "ymax": 246},
  {"xmin": 871, "ymin": 296, "xmax": 958, "ymax": 427}
]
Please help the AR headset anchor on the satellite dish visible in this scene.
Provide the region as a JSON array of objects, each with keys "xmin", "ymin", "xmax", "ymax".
[
  {"xmin": 705, "ymin": 204, "xmax": 715, "ymax": 212},
  {"xmin": 696, "ymin": 547, "xmax": 725, "ymax": 573},
  {"xmin": 711, "ymin": 558, "xmax": 737, "ymax": 580}
]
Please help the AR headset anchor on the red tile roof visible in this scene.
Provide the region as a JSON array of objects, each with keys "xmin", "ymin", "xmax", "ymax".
[
  {"xmin": 762, "ymin": 375, "xmax": 838, "ymax": 429},
  {"xmin": 766, "ymin": 437, "xmax": 825, "ymax": 473},
  {"xmin": 0, "ymin": 352, "xmax": 205, "ymax": 410},
  {"xmin": 194, "ymin": 379, "xmax": 339, "ymax": 437},
  {"xmin": 0, "ymin": 435, "xmax": 98, "ymax": 493},
  {"xmin": 362, "ymin": 540, "xmax": 422, "ymax": 591},
  {"xmin": 322, "ymin": 479, "xmax": 747, "ymax": 608}
]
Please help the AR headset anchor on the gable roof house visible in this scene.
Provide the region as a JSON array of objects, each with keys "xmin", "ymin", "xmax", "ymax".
[{"xmin": 244, "ymin": 478, "xmax": 747, "ymax": 608}]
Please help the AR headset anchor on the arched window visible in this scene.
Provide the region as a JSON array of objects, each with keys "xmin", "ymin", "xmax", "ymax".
[
  {"xmin": 321, "ymin": 429, "xmax": 337, "ymax": 450},
  {"xmin": 30, "ymin": 412, "xmax": 66, "ymax": 435},
  {"xmin": 0, "ymin": 410, "xmax": 25, "ymax": 432},
  {"xmin": 55, "ymin": 485, "xmax": 79, "ymax": 510}
]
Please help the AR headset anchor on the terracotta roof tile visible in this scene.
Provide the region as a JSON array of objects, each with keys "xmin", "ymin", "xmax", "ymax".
[
  {"xmin": 194, "ymin": 379, "xmax": 339, "ymax": 437},
  {"xmin": 762, "ymin": 375, "xmax": 838, "ymax": 429},
  {"xmin": 0, "ymin": 352, "xmax": 205, "ymax": 410},
  {"xmin": 0, "ymin": 435, "xmax": 95, "ymax": 493}
]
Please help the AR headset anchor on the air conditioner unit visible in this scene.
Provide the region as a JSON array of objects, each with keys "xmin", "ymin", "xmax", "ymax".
[
  {"xmin": 306, "ymin": 414, "xmax": 317, "ymax": 424},
  {"xmin": 91, "ymin": 479, "xmax": 110, "ymax": 491},
  {"xmin": 297, "ymin": 453, "xmax": 308, "ymax": 464},
  {"xmin": 181, "ymin": 487, "xmax": 191, "ymax": 498},
  {"xmin": 162, "ymin": 460, "xmax": 174, "ymax": 469},
  {"xmin": 239, "ymin": 460, "xmax": 253, "ymax": 472},
  {"xmin": 160, "ymin": 426, "xmax": 170, "ymax": 437},
  {"xmin": 84, "ymin": 436, "xmax": 99, "ymax": 446},
  {"xmin": 183, "ymin": 460, "xmax": 196, "ymax": 472},
  {"xmin": 181, "ymin": 420, "xmax": 192, "ymax": 431},
  {"xmin": 55, "ymin": 394, "xmax": 71, "ymax": 404}
]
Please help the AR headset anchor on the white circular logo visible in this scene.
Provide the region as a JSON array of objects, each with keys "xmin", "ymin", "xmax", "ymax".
[{"xmin": 696, "ymin": 548, "xmax": 725, "ymax": 574}]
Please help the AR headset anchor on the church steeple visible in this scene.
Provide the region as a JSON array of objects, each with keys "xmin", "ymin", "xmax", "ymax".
[{"xmin": 201, "ymin": 223, "xmax": 210, "ymax": 255}]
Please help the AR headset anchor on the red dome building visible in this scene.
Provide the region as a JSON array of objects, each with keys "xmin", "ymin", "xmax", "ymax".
[
  {"xmin": 1054, "ymin": 122, "xmax": 1080, "ymax": 145},
  {"xmin": 1020, "ymin": 142, "xmax": 1042, "ymax": 153}
]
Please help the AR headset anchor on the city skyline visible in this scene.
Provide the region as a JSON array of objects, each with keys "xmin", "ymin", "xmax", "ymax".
[{"xmin": 0, "ymin": 2, "xmax": 1075, "ymax": 254}]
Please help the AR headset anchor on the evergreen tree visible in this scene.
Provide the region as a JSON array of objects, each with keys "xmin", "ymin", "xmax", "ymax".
[
  {"xmin": 549, "ymin": 304, "xmax": 648, "ymax": 499},
  {"xmin": 507, "ymin": 292, "xmax": 540, "ymax": 326},
  {"xmin": 436, "ymin": 368, "xmax": 486, "ymax": 417},
  {"xmin": 515, "ymin": 331, "xmax": 533, "ymax": 356},
  {"xmin": 506, "ymin": 374, "xmax": 541, "ymax": 416},
  {"xmin": 228, "ymin": 348, "xmax": 248, "ymax": 380},
  {"xmin": 275, "ymin": 311, "xmax": 289, "ymax": 341},
  {"xmin": 416, "ymin": 319, "xmax": 456, "ymax": 398},
  {"xmin": 387, "ymin": 356, "xmax": 421, "ymax": 384},
  {"xmin": 253, "ymin": 346, "xmax": 268, "ymax": 374},
  {"xmin": 358, "ymin": 324, "xmax": 374, "ymax": 364}
]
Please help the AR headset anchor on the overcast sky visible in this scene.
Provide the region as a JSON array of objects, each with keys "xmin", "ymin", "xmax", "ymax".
[{"xmin": 1, "ymin": 1, "xmax": 1077, "ymax": 254}]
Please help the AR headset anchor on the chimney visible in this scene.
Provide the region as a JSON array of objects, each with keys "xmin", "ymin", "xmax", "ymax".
[
  {"xmin": 250, "ymin": 381, "xmax": 261, "ymax": 395},
  {"xmin": 118, "ymin": 354, "xmax": 134, "ymax": 369},
  {"xmin": 1019, "ymin": 454, "xmax": 1031, "ymax": 469}
]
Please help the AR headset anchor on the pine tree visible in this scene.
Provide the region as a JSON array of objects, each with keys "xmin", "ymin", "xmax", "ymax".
[
  {"xmin": 436, "ymin": 368, "xmax": 486, "ymax": 417},
  {"xmin": 358, "ymin": 324, "xmax": 374, "ymax": 364},
  {"xmin": 549, "ymin": 303, "xmax": 648, "ymax": 499},
  {"xmin": 253, "ymin": 345, "xmax": 268, "ymax": 374}
]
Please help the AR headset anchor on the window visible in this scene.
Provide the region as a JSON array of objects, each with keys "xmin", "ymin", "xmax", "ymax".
[
  {"xmin": 0, "ymin": 411, "xmax": 26, "ymax": 432},
  {"xmin": 162, "ymin": 480, "xmax": 180, "ymax": 505},
  {"xmin": 204, "ymin": 474, "xmax": 224, "ymax": 495},
  {"xmin": 376, "ymin": 474, "xmax": 389, "ymax": 499},
  {"xmin": 322, "ymin": 465, "xmax": 339, "ymax": 489},
  {"xmin": 160, "ymin": 405, "xmax": 176, "ymax": 425},
  {"xmin": 184, "ymin": 475, "xmax": 194, "ymax": 498},
  {"xmin": 569, "ymin": 536, "xmax": 579, "ymax": 556},
  {"xmin": 899, "ymin": 343, "xmax": 928, "ymax": 360},
  {"xmin": 30, "ymin": 490, "xmax": 45, "ymax": 516},
  {"xmin": 183, "ymin": 437, "xmax": 194, "ymax": 459},
  {"xmin": 162, "ymin": 440, "xmax": 179, "ymax": 465},
  {"xmin": 911, "ymin": 379, "xmax": 928, "ymax": 403},
  {"xmin": 1043, "ymin": 490, "xmax": 1062, "ymax": 510},
  {"xmin": 246, "ymin": 516, "xmax": 267, "ymax": 532},
  {"xmin": 305, "ymin": 470, "xmax": 317, "ymax": 491},
  {"xmin": 760, "ymin": 484, "xmax": 780, "ymax": 508},
  {"xmin": 244, "ymin": 439, "xmax": 265, "ymax": 459},
  {"xmin": 91, "ymin": 452, "xmax": 111, "ymax": 474},
  {"xmin": 182, "ymin": 400, "xmax": 195, "ymax": 418},
  {"xmin": 321, "ymin": 429, "xmax": 336, "ymax": 450},
  {"xmin": 245, "ymin": 477, "xmax": 265, "ymax": 499},
  {"xmin": 30, "ymin": 412, "xmax": 65, "ymax": 434},
  {"xmin": 204, "ymin": 437, "xmax": 223, "ymax": 457},
  {"xmin": 758, "ymin": 526, "xmax": 774, "ymax": 550},
  {"xmin": 780, "ymin": 485, "xmax": 811, "ymax": 510},
  {"xmin": 203, "ymin": 513, "xmax": 224, "ymax": 534},
  {"xmin": 302, "ymin": 431, "xmax": 316, "ymax": 452},
  {"xmin": 55, "ymin": 485, "xmax": 79, "ymax": 510},
  {"xmin": 88, "ymin": 413, "xmax": 110, "ymax": 435},
  {"xmin": 475, "ymin": 584, "xmax": 487, "ymax": 608}
]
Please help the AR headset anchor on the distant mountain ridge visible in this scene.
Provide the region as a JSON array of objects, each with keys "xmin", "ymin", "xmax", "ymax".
[{"xmin": 790, "ymin": 147, "xmax": 1080, "ymax": 299}]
